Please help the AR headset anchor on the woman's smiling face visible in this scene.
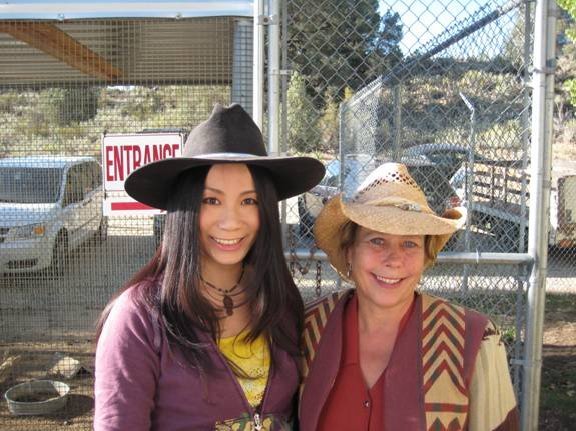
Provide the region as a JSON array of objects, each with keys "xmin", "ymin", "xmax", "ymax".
[
  {"xmin": 347, "ymin": 227, "xmax": 425, "ymax": 313},
  {"xmin": 199, "ymin": 163, "xmax": 260, "ymax": 272}
]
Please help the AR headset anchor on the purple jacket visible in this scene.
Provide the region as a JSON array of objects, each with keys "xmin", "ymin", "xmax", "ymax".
[{"xmin": 94, "ymin": 284, "xmax": 299, "ymax": 430}]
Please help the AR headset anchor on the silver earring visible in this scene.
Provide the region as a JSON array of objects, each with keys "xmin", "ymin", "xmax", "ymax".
[{"xmin": 346, "ymin": 262, "xmax": 352, "ymax": 279}]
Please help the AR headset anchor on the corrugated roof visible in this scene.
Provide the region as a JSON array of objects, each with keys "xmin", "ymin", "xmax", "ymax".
[
  {"xmin": 0, "ymin": 16, "xmax": 252, "ymax": 87},
  {"xmin": 0, "ymin": 1, "xmax": 252, "ymax": 20}
]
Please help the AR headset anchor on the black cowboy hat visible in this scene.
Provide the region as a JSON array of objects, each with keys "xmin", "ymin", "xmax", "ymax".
[{"xmin": 124, "ymin": 103, "xmax": 325, "ymax": 209}]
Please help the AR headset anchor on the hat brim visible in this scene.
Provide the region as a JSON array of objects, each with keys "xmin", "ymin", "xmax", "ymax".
[
  {"xmin": 314, "ymin": 195, "xmax": 466, "ymax": 280},
  {"xmin": 124, "ymin": 155, "xmax": 325, "ymax": 209}
]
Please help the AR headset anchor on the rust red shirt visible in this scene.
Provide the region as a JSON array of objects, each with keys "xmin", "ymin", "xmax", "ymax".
[
  {"xmin": 317, "ymin": 295, "xmax": 384, "ymax": 431},
  {"xmin": 317, "ymin": 295, "xmax": 414, "ymax": 431}
]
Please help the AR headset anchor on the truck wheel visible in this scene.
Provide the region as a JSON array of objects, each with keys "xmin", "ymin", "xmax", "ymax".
[{"xmin": 49, "ymin": 233, "xmax": 68, "ymax": 277}]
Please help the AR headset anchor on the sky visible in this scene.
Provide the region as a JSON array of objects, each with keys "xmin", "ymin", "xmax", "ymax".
[
  {"xmin": 379, "ymin": 0, "xmax": 517, "ymax": 56},
  {"xmin": 1, "ymin": 0, "xmax": 518, "ymax": 58}
]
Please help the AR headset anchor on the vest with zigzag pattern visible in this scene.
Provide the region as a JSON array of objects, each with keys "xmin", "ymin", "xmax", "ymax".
[{"xmin": 299, "ymin": 290, "xmax": 489, "ymax": 431}]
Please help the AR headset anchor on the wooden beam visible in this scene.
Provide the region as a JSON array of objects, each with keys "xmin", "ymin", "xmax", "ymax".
[{"xmin": 0, "ymin": 22, "xmax": 122, "ymax": 81}]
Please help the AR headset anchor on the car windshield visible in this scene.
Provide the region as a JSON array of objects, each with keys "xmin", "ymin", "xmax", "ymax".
[
  {"xmin": 320, "ymin": 160, "xmax": 340, "ymax": 185},
  {"xmin": 0, "ymin": 167, "xmax": 63, "ymax": 203}
]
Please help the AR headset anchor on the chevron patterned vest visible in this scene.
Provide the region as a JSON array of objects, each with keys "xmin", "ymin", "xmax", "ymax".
[{"xmin": 301, "ymin": 290, "xmax": 488, "ymax": 431}]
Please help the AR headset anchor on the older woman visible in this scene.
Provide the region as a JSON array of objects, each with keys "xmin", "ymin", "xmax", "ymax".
[{"xmin": 299, "ymin": 162, "xmax": 519, "ymax": 430}]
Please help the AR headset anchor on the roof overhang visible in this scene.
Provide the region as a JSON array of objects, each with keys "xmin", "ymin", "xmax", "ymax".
[
  {"xmin": 0, "ymin": 2, "xmax": 253, "ymax": 87},
  {"xmin": 0, "ymin": 1, "xmax": 253, "ymax": 20}
]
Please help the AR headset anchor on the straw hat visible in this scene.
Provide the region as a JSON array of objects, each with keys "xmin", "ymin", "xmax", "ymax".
[
  {"xmin": 125, "ymin": 103, "xmax": 325, "ymax": 209},
  {"xmin": 314, "ymin": 162, "xmax": 466, "ymax": 279}
]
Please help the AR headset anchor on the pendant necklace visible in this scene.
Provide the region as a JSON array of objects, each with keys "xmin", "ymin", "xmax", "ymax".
[{"xmin": 200, "ymin": 267, "xmax": 245, "ymax": 316}]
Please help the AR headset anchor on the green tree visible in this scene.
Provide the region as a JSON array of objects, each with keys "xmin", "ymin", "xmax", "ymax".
[
  {"xmin": 40, "ymin": 87, "xmax": 99, "ymax": 126},
  {"xmin": 558, "ymin": 0, "xmax": 576, "ymax": 107},
  {"xmin": 317, "ymin": 88, "xmax": 339, "ymax": 153},
  {"xmin": 288, "ymin": 0, "xmax": 403, "ymax": 104},
  {"xmin": 286, "ymin": 71, "xmax": 320, "ymax": 152},
  {"xmin": 62, "ymin": 87, "xmax": 99, "ymax": 124},
  {"xmin": 317, "ymin": 86, "xmax": 354, "ymax": 154}
]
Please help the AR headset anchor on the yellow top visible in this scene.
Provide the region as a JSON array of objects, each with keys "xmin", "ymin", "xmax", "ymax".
[{"xmin": 218, "ymin": 332, "xmax": 270, "ymax": 408}]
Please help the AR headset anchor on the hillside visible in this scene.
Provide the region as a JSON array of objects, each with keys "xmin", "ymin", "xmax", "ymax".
[{"xmin": 0, "ymin": 66, "xmax": 574, "ymax": 162}]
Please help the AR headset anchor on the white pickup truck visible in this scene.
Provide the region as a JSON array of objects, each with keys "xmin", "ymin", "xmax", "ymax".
[{"xmin": 0, "ymin": 155, "xmax": 107, "ymax": 275}]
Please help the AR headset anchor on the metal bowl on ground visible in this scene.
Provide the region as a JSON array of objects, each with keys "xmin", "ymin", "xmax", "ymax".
[{"xmin": 4, "ymin": 380, "xmax": 69, "ymax": 415}]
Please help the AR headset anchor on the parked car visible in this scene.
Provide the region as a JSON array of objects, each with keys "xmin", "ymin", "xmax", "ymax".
[
  {"xmin": 298, "ymin": 154, "xmax": 462, "ymax": 240},
  {"xmin": 402, "ymin": 143, "xmax": 491, "ymax": 180},
  {"xmin": 0, "ymin": 156, "xmax": 107, "ymax": 276}
]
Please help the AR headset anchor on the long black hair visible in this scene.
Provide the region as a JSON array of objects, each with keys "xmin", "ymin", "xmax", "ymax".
[{"xmin": 96, "ymin": 164, "xmax": 304, "ymax": 372}]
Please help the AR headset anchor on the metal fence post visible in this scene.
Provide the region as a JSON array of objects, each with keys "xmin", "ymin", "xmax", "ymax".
[
  {"xmin": 267, "ymin": 0, "xmax": 280, "ymax": 155},
  {"xmin": 392, "ymin": 85, "xmax": 402, "ymax": 160},
  {"xmin": 459, "ymin": 92, "xmax": 476, "ymax": 293},
  {"xmin": 253, "ymin": 0, "xmax": 265, "ymax": 127},
  {"xmin": 232, "ymin": 19, "xmax": 253, "ymax": 113},
  {"xmin": 522, "ymin": 0, "xmax": 557, "ymax": 429}
]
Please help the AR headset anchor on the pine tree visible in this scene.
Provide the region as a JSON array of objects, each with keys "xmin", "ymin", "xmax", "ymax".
[
  {"xmin": 286, "ymin": 71, "xmax": 320, "ymax": 152},
  {"xmin": 287, "ymin": 0, "xmax": 403, "ymax": 104},
  {"xmin": 558, "ymin": 0, "xmax": 576, "ymax": 107}
]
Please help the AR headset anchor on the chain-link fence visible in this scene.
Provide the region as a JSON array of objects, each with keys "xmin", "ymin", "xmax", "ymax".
[
  {"xmin": 0, "ymin": 0, "xmax": 573, "ymax": 430},
  {"xmin": 282, "ymin": 0, "xmax": 572, "ymax": 428},
  {"xmin": 0, "ymin": 11, "xmax": 253, "ymax": 430},
  {"xmin": 283, "ymin": 0, "xmax": 575, "ymax": 289},
  {"xmin": 284, "ymin": 0, "xmax": 527, "ymax": 397}
]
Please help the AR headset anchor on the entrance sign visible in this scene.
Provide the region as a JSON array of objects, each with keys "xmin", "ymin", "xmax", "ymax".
[{"xmin": 101, "ymin": 132, "xmax": 184, "ymax": 216}]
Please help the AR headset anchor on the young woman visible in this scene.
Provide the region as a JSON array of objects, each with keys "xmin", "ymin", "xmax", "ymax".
[
  {"xmin": 94, "ymin": 103, "xmax": 325, "ymax": 430},
  {"xmin": 299, "ymin": 162, "xmax": 519, "ymax": 430}
]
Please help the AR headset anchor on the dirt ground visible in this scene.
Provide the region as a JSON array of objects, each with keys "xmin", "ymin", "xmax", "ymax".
[
  {"xmin": 539, "ymin": 294, "xmax": 576, "ymax": 431},
  {"xmin": 0, "ymin": 340, "xmax": 94, "ymax": 431},
  {"xmin": 0, "ymin": 295, "xmax": 574, "ymax": 430}
]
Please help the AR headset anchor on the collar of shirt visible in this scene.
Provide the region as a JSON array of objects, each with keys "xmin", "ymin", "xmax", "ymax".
[{"xmin": 342, "ymin": 292, "xmax": 417, "ymax": 367}]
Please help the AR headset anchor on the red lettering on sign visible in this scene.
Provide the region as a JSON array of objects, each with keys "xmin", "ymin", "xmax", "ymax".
[
  {"xmin": 144, "ymin": 145, "xmax": 152, "ymax": 165},
  {"xmin": 111, "ymin": 201, "xmax": 154, "ymax": 211},
  {"xmin": 162, "ymin": 143, "xmax": 171, "ymax": 158},
  {"xmin": 104, "ymin": 137, "xmax": 181, "ymax": 185},
  {"xmin": 133, "ymin": 146, "xmax": 142, "ymax": 170},
  {"xmin": 124, "ymin": 146, "xmax": 134, "ymax": 180},
  {"xmin": 114, "ymin": 146, "xmax": 124, "ymax": 181},
  {"xmin": 105, "ymin": 147, "xmax": 114, "ymax": 181},
  {"xmin": 153, "ymin": 145, "xmax": 161, "ymax": 161}
]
